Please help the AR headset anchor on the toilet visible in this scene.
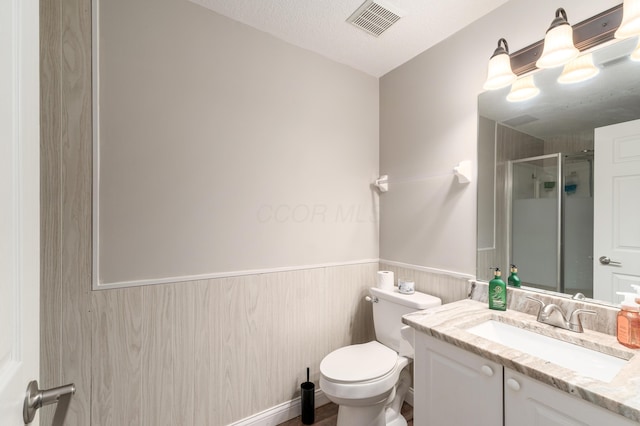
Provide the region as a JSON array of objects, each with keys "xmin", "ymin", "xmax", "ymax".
[{"xmin": 319, "ymin": 286, "xmax": 441, "ymax": 426}]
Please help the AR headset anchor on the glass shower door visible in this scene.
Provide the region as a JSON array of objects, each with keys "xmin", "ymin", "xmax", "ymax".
[
  {"xmin": 563, "ymin": 151, "xmax": 594, "ymax": 297},
  {"xmin": 509, "ymin": 154, "xmax": 562, "ymax": 293}
]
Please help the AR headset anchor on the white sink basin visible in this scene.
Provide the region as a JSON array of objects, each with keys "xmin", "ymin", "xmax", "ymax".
[{"xmin": 467, "ymin": 320, "xmax": 628, "ymax": 383}]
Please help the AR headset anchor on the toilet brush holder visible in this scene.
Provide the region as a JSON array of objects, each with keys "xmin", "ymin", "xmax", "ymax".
[{"xmin": 301, "ymin": 368, "xmax": 314, "ymax": 424}]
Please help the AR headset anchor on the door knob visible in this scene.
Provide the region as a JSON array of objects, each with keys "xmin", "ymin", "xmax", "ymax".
[
  {"xmin": 599, "ymin": 256, "xmax": 622, "ymax": 266},
  {"xmin": 23, "ymin": 380, "xmax": 75, "ymax": 424}
]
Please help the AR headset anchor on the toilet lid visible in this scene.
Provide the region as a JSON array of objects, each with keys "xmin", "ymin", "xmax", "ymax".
[{"xmin": 320, "ymin": 341, "xmax": 398, "ymax": 383}]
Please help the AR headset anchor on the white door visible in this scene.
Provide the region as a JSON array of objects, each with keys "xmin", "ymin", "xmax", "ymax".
[
  {"xmin": 594, "ymin": 119, "xmax": 640, "ymax": 303},
  {"xmin": 0, "ymin": 0, "xmax": 40, "ymax": 424}
]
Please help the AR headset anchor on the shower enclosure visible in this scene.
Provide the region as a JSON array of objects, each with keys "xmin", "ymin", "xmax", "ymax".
[{"xmin": 508, "ymin": 151, "xmax": 594, "ymax": 296}]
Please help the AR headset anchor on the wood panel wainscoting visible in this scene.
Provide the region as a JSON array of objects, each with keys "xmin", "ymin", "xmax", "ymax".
[{"xmin": 89, "ymin": 265, "xmax": 377, "ymax": 425}]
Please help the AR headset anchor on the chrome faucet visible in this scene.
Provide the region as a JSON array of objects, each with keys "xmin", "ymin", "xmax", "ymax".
[{"xmin": 526, "ymin": 296, "xmax": 596, "ymax": 333}]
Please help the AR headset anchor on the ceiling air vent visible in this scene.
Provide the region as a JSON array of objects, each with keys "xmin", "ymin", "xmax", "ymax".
[
  {"xmin": 347, "ymin": 0, "xmax": 404, "ymax": 37},
  {"xmin": 503, "ymin": 114, "xmax": 540, "ymax": 127}
]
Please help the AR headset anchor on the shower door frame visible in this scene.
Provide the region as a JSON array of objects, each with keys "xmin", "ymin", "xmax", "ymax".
[{"xmin": 507, "ymin": 153, "xmax": 563, "ymax": 293}]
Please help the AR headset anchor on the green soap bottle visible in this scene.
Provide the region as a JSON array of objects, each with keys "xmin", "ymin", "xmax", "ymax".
[
  {"xmin": 489, "ymin": 268, "xmax": 507, "ymax": 311},
  {"xmin": 508, "ymin": 264, "xmax": 521, "ymax": 288}
]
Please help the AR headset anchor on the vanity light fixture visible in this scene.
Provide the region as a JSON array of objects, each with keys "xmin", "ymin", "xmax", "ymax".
[
  {"xmin": 506, "ymin": 75, "xmax": 540, "ymax": 102},
  {"xmin": 557, "ymin": 53, "xmax": 600, "ymax": 84},
  {"xmin": 615, "ymin": 0, "xmax": 640, "ymax": 39},
  {"xmin": 483, "ymin": 38, "xmax": 516, "ymax": 90},
  {"xmin": 536, "ymin": 8, "xmax": 580, "ymax": 69}
]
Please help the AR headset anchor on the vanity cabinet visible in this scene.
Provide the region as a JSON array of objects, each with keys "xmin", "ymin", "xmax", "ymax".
[
  {"xmin": 504, "ymin": 368, "xmax": 636, "ymax": 426},
  {"xmin": 413, "ymin": 332, "xmax": 502, "ymax": 426},
  {"xmin": 414, "ymin": 331, "xmax": 636, "ymax": 426}
]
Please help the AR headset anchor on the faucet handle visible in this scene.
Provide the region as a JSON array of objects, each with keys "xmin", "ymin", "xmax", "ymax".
[
  {"xmin": 568, "ymin": 309, "xmax": 597, "ymax": 333},
  {"xmin": 526, "ymin": 296, "xmax": 545, "ymax": 319}
]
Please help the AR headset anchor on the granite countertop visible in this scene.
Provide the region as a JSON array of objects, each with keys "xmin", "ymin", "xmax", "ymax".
[{"xmin": 403, "ymin": 299, "xmax": 640, "ymax": 422}]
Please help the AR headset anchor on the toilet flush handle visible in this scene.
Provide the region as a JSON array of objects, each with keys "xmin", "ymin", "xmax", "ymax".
[{"xmin": 365, "ymin": 295, "xmax": 379, "ymax": 303}]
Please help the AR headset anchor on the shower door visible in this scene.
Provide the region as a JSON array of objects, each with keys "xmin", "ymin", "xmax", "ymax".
[
  {"xmin": 563, "ymin": 152, "xmax": 594, "ymax": 297},
  {"xmin": 508, "ymin": 154, "xmax": 562, "ymax": 293}
]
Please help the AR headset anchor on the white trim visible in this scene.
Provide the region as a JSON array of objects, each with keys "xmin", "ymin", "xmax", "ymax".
[
  {"xmin": 228, "ymin": 389, "xmax": 330, "ymax": 426},
  {"xmin": 227, "ymin": 387, "xmax": 414, "ymax": 425},
  {"xmin": 379, "ymin": 259, "xmax": 475, "ymax": 281},
  {"xmin": 405, "ymin": 386, "xmax": 414, "ymax": 407},
  {"xmin": 91, "ymin": 0, "xmax": 101, "ymax": 291},
  {"xmin": 94, "ymin": 259, "xmax": 379, "ymax": 290}
]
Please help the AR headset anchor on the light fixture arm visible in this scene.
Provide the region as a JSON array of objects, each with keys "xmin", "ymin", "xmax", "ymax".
[
  {"xmin": 490, "ymin": 38, "xmax": 510, "ymax": 58},
  {"xmin": 547, "ymin": 8, "xmax": 570, "ymax": 32}
]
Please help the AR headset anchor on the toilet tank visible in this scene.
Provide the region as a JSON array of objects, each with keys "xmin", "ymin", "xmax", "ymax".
[{"xmin": 370, "ymin": 287, "xmax": 441, "ymax": 352}]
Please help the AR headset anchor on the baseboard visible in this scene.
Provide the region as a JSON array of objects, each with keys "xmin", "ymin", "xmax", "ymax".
[
  {"xmin": 228, "ymin": 387, "xmax": 414, "ymax": 425},
  {"xmin": 405, "ymin": 386, "xmax": 414, "ymax": 406},
  {"xmin": 228, "ymin": 389, "xmax": 330, "ymax": 426}
]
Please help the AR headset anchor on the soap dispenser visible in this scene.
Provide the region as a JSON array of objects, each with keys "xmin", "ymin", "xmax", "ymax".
[
  {"xmin": 489, "ymin": 268, "xmax": 507, "ymax": 311},
  {"xmin": 507, "ymin": 264, "xmax": 521, "ymax": 288},
  {"xmin": 616, "ymin": 292, "xmax": 640, "ymax": 349}
]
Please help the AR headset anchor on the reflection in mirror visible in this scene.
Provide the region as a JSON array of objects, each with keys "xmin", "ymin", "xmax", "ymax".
[{"xmin": 477, "ymin": 36, "xmax": 640, "ymax": 305}]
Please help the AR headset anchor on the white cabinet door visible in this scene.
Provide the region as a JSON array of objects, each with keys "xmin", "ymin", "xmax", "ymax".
[
  {"xmin": 413, "ymin": 332, "xmax": 503, "ymax": 426},
  {"xmin": 504, "ymin": 368, "xmax": 637, "ymax": 426}
]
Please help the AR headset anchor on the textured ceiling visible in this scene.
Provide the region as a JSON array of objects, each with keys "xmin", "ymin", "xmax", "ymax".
[{"xmin": 190, "ymin": 0, "xmax": 511, "ymax": 77}]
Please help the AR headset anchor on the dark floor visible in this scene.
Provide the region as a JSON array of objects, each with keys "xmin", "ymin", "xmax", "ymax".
[{"xmin": 278, "ymin": 402, "xmax": 413, "ymax": 426}]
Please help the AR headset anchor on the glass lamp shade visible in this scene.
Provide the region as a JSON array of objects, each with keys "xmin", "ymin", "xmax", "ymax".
[
  {"xmin": 483, "ymin": 38, "xmax": 516, "ymax": 90},
  {"xmin": 557, "ymin": 53, "xmax": 600, "ymax": 84},
  {"xmin": 615, "ymin": 0, "xmax": 640, "ymax": 39},
  {"xmin": 507, "ymin": 75, "xmax": 540, "ymax": 102},
  {"xmin": 484, "ymin": 52, "xmax": 516, "ymax": 90},
  {"xmin": 536, "ymin": 23, "xmax": 579, "ymax": 69}
]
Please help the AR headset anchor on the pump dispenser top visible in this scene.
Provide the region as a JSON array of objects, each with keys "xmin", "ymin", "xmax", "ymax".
[{"xmin": 631, "ymin": 285, "xmax": 640, "ymax": 304}]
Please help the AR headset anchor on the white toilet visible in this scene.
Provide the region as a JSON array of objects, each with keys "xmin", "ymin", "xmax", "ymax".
[{"xmin": 319, "ymin": 286, "xmax": 441, "ymax": 426}]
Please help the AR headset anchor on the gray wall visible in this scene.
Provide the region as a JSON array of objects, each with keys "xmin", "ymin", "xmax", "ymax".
[
  {"xmin": 96, "ymin": 0, "xmax": 379, "ymax": 286},
  {"xmin": 379, "ymin": 0, "xmax": 618, "ymax": 277},
  {"xmin": 42, "ymin": 0, "xmax": 378, "ymax": 424}
]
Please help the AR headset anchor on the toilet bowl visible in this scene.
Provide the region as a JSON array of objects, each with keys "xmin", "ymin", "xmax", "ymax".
[
  {"xmin": 319, "ymin": 287, "xmax": 441, "ymax": 426},
  {"xmin": 320, "ymin": 341, "xmax": 411, "ymax": 426}
]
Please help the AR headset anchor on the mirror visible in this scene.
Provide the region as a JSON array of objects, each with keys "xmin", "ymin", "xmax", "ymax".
[{"xmin": 477, "ymin": 36, "xmax": 640, "ymax": 305}]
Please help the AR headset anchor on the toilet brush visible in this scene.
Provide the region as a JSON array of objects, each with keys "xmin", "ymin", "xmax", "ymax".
[{"xmin": 301, "ymin": 367, "xmax": 315, "ymax": 424}]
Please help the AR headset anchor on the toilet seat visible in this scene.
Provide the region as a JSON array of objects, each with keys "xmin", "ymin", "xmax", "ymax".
[{"xmin": 320, "ymin": 341, "xmax": 398, "ymax": 383}]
